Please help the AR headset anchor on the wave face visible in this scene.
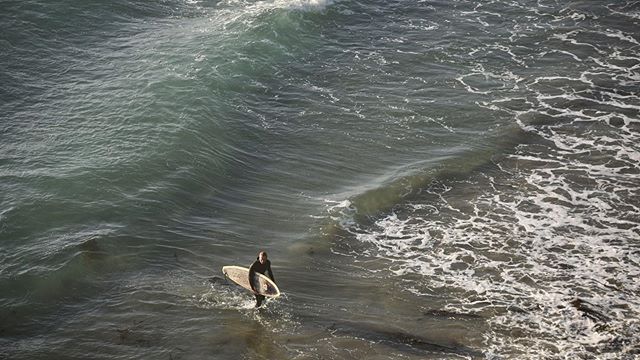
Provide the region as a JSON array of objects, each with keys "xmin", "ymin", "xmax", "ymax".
[{"xmin": 1, "ymin": 0, "xmax": 639, "ymax": 359}]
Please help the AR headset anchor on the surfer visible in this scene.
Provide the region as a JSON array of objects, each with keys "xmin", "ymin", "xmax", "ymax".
[{"xmin": 249, "ymin": 251, "xmax": 275, "ymax": 308}]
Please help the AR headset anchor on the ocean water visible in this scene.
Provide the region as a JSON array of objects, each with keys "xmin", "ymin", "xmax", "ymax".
[{"xmin": 1, "ymin": 0, "xmax": 639, "ymax": 359}]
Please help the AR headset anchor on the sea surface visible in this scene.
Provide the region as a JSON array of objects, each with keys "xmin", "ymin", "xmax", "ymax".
[{"xmin": 1, "ymin": 0, "xmax": 639, "ymax": 359}]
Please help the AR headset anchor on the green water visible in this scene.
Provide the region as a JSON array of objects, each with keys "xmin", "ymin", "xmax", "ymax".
[{"xmin": 1, "ymin": 0, "xmax": 639, "ymax": 358}]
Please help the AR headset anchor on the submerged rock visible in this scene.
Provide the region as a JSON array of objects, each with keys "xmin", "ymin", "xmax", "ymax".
[
  {"xmin": 570, "ymin": 298, "xmax": 610, "ymax": 323},
  {"xmin": 422, "ymin": 309, "xmax": 483, "ymax": 320}
]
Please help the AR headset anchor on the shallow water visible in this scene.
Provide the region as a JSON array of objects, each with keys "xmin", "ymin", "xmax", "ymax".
[{"xmin": 1, "ymin": 0, "xmax": 639, "ymax": 359}]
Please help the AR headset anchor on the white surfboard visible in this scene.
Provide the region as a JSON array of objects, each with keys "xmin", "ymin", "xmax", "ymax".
[{"xmin": 222, "ymin": 265, "xmax": 280, "ymax": 297}]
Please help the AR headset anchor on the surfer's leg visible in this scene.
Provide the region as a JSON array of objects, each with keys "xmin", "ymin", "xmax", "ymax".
[{"xmin": 255, "ymin": 294, "xmax": 265, "ymax": 308}]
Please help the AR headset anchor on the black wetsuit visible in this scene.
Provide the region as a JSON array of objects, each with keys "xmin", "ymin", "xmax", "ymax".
[{"xmin": 248, "ymin": 258, "xmax": 275, "ymax": 307}]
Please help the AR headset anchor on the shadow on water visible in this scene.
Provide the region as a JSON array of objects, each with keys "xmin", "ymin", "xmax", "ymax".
[
  {"xmin": 197, "ymin": 311, "xmax": 288, "ymax": 360},
  {"xmin": 322, "ymin": 319, "xmax": 483, "ymax": 358},
  {"xmin": 0, "ymin": 237, "xmax": 132, "ymax": 337},
  {"xmin": 243, "ymin": 320, "xmax": 288, "ymax": 360},
  {"xmin": 212, "ymin": 278, "xmax": 483, "ymax": 359},
  {"xmin": 205, "ymin": 274, "xmax": 484, "ymax": 359}
]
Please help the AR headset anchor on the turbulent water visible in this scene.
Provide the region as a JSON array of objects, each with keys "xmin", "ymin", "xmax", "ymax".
[{"xmin": 1, "ymin": 0, "xmax": 639, "ymax": 359}]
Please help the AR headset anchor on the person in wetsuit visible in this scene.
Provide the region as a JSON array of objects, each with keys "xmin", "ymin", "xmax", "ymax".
[{"xmin": 248, "ymin": 251, "xmax": 275, "ymax": 308}]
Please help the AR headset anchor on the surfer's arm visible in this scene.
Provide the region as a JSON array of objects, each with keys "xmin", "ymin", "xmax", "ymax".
[
  {"xmin": 267, "ymin": 262, "xmax": 275, "ymax": 283},
  {"xmin": 248, "ymin": 262, "xmax": 258, "ymax": 292}
]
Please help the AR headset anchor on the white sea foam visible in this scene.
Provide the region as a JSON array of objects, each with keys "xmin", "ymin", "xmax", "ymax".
[
  {"xmin": 540, "ymin": 49, "xmax": 583, "ymax": 62},
  {"xmin": 344, "ymin": 148, "xmax": 640, "ymax": 356},
  {"xmin": 552, "ymin": 31, "xmax": 608, "ymax": 55},
  {"xmin": 222, "ymin": 0, "xmax": 334, "ymax": 12},
  {"xmin": 336, "ymin": 3, "xmax": 640, "ymax": 356},
  {"xmin": 607, "ymin": 4, "xmax": 640, "ymax": 20},
  {"xmin": 456, "ymin": 64, "xmax": 523, "ymax": 95}
]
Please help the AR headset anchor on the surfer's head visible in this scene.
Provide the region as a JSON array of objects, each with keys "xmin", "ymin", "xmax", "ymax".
[{"xmin": 258, "ymin": 251, "xmax": 268, "ymax": 264}]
